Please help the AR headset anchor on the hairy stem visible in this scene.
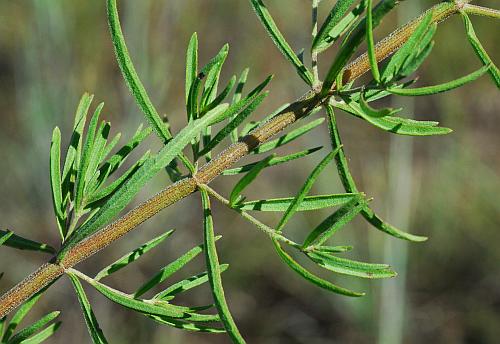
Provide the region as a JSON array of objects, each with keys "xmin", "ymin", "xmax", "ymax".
[{"xmin": 0, "ymin": 0, "xmax": 472, "ymax": 319}]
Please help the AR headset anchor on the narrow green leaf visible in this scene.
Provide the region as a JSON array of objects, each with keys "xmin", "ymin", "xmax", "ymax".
[
  {"xmin": 61, "ymin": 93, "xmax": 93, "ymax": 204},
  {"xmin": 13, "ymin": 322, "xmax": 61, "ymax": 344},
  {"xmin": 185, "ymin": 32, "xmax": 198, "ymax": 105},
  {"xmin": 462, "ymin": 13, "xmax": 500, "ymax": 88},
  {"xmin": 340, "ymin": 101, "xmax": 452, "ymax": 136},
  {"xmin": 203, "ymin": 76, "xmax": 237, "ymax": 115},
  {"xmin": 235, "ymin": 193, "xmax": 361, "ymax": 212},
  {"xmin": 146, "ymin": 315, "xmax": 225, "ymax": 333},
  {"xmin": 253, "ymin": 118, "xmax": 324, "ymax": 154},
  {"xmin": 74, "ymin": 103, "xmax": 103, "ymax": 213},
  {"xmin": 303, "ymin": 197, "xmax": 366, "ymax": 247},
  {"xmin": 276, "ymin": 148, "xmax": 340, "ymax": 232},
  {"xmin": 250, "ymin": 0, "xmax": 313, "ymax": 85},
  {"xmin": 0, "ymin": 231, "xmax": 14, "ymax": 246},
  {"xmin": 326, "ymin": 105, "xmax": 427, "ymax": 242},
  {"xmin": 200, "ymin": 45, "xmax": 229, "ymax": 110},
  {"xmin": 154, "ymin": 265, "xmax": 229, "ymax": 300},
  {"xmin": 306, "ymin": 251, "xmax": 396, "ymax": 279},
  {"xmin": 229, "ymin": 155, "xmax": 274, "ymax": 207},
  {"xmin": 94, "ymin": 230, "xmax": 174, "ymax": 281},
  {"xmin": 315, "ymin": 245, "xmax": 353, "ymax": 253},
  {"xmin": 106, "ymin": 0, "xmax": 172, "ymax": 143},
  {"xmin": 60, "ymin": 104, "xmax": 224, "ymax": 257},
  {"xmin": 85, "ymin": 121, "xmax": 111, "ymax": 189},
  {"xmin": 7, "ymin": 311, "xmax": 59, "ymax": 344},
  {"xmin": 366, "ymin": 0, "xmax": 380, "ymax": 82},
  {"xmin": 231, "ymin": 68, "xmax": 250, "ymax": 142},
  {"xmin": 387, "ymin": 65, "xmax": 489, "ymax": 96},
  {"xmin": 360, "ymin": 93, "xmax": 400, "ymax": 117},
  {"xmin": 223, "ymin": 147, "xmax": 322, "ymax": 176},
  {"xmin": 0, "ymin": 230, "xmax": 55, "ymax": 254},
  {"xmin": 312, "ymin": 0, "xmax": 357, "ymax": 54},
  {"xmin": 49, "ymin": 127, "xmax": 65, "ymax": 239},
  {"xmin": 200, "ymin": 92, "xmax": 268, "ymax": 156},
  {"xmin": 134, "ymin": 241, "xmax": 206, "ymax": 298},
  {"xmin": 322, "ymin": 0, "xmax": 399, "ymax": 93},
  {"xmin": 68, "ymin": 273, "xmax": 108, "ymax": 344},
  {"xmin": 200, "ymin": 189, "xmax": 245, "ymax": 343},
  {"xmin": 272, "ymin": 240, "xmax": 364, "ymax": 297}
]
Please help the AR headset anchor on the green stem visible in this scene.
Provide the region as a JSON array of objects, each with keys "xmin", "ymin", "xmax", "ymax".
[{"xmin": 463, "ymin": 4, "xmax": 500, "ymax": 19}]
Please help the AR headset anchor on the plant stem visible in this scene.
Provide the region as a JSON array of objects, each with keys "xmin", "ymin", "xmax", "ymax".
[
  {"xmin": 311, "ymin": 0, "xmax": 320, "ymax": 88},
  {"xmin": 0, "ymin": 0, "xmax": 474, "ymax": 319},
  {"xmin": 463, "ymin": 4, "xmax": 500, "ymax": 19}
]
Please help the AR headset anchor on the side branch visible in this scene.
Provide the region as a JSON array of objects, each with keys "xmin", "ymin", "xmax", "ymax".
[{"xmin": 0, "ymin": 0, "xmax": 471, "ymax": 319}]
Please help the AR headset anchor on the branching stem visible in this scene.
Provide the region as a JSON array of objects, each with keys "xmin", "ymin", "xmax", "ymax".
[{"xmin": 0, "ymin": 0, "xmax": 475, "ymax": 319}]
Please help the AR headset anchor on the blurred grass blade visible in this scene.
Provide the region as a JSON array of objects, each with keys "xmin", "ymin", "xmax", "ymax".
[
  {"xmin": 322, "ymin": 0, "xmax": 399, "ymax": 93},
  {"xmin": 461, "ymin": 13, "xmax": 500, "ymax": 88},
  {"xmin": 229, "ymin": 155, "xmax": 274, "ymax": 207},
  {"xmin": 276, "ymin": 148, "xmax": 340, "ymax": 232},
  {"xmin": 223, "ymin": 146, "xmax": 322, "ymax": 175},
  {"xmin": 49, "ymin": 127, "xmax": 65, "ymax": 239},
  {"xmin": 0, "ymin": 230, "xmax": 55, "ymax": 254},
  {"xmin": 253, "ymin": 118, "xmax": 324, "ymax": 154},
  {"xmin": 94, "ymin": 230, "xmax": 175, "ymax": 281},
  {"xmin": 7, "ymin": 311, "xmax": 60, "ymax": 344},
  {"xmin": 154, "ymin": 265, "xmax": 229, "ymax": 300},
  {"xmin": 185, "ymin": 33, "xmax": 198, "ymax": 105},
  {"xmin": 134, "ymin": 241, "xmax": 207, "ymax": 298},
  {"xmin": 303, "ymin": 197, "xmax": 366, "ymax": 248},
  {"xmin": 60, "ymin": 104, "xmax": 226, "ymax": 256},
  {"xmin": 387, "ymin": 65, "xmax": 490, "ymax": 96},
  {"xmin": 366, "ymin": 0, "xmax": 380, "ymax": 82},
  {"xmin": 200, "ymin": 189, "xmax": 245, "ymax": 343},
  {"xmin": 235, "ymin": 193, "xmax": 360, "ymax": 212},
  {"xmin": 200, "ymin": 92, "xmax": 268, "ymax": 156},
  {"xmin": 68, "ymin": 273, "xmax": 108, "ymax": 344},
  {"xmin": 272, "ymin": 240, "xmax": 364, "ymax": 297},
  {"xmin": 250, "ymin": 0, "xmax": 313, "ymax": 85},
  {"xmin": 16, "ymin": 322, "xmax": 61, "ymax": 344},
  {"xmin": 306, "ymin": 251, "xmax": 396, "ymax": 279},
  {"xmin": 312, "ymin": 0, "xmax": 357, "ymax": 54}
]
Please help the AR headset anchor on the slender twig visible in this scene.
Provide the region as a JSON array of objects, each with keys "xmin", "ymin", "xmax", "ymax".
[
  {"xmin": 0, "ymin": 1, "xmax": 473, "ymax": 319},
  {"xmin": 463, "ymin": 4, "xmax": 500, "ymax": 19},
  {"xmin": 311, "ymin": 0, "xmax": 320, "ymax": 88}
]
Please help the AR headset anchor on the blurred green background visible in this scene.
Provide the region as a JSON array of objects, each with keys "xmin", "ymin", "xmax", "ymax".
[{"xmin": 0, "ymin": 1, "xmax": 498, "ymax": 343}]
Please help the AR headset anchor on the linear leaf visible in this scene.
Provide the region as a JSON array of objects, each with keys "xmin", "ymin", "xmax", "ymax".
[
  {"xmin": 366, "ymin": 0, "xmax": 380, "ymax": 82},
  {"xmin": 200, "ymin": 46, "xmax": 229, "ymax": 110},
  {"xmin": 94, "ymin": 230, "xmax": 174, "ymax": 281},
  {"xmin": 231, "ymin": 68, "xmax": 250, "ymax": 142},
  {"xmin": 68, "ymin": 273, "xmax": 108, "ymax": 344},
  {"xmin": 387, "ymin": 65, "xmax": 490, "ymax": 96},
  {"xmin": 250, "ymin": 0, "xmax": 313, "ymax": 85},
  {"xmin": 185, "ymin": 32, "xmax": 198, "ymax": 105},
  {"xmin": 306, "ymin": 251, "xmax": 396, "ymax": 279},
  {"xmin": 146, "ymin": 315, "xmax": 225, "ymax": 333},
  {"xmin": 134, "ymin": 241, "xmax": 207, "ymax": 298},
  {"xmin": 14, "ymin": 322, "xmax": 61, "ymax": 344},
  {"xmin": 276, "ymin": 148, "xmax": 340, "ymax": 232},
  {"xmin": 462, "ymin": 13, "xmax": 500, "ymax": 88},
  {"xmin": 312, "ymin": 0, "xmax": 357, "ymax": 54},
  {"xmin": 7, "ymin": 311, "xmax": 60, "ymax": 344},
  {"xmin": 272, "ymin": 240, "xmax": 364, "ymax": 297},
  {"xmin": 315, "ymin": 245, "xmax": 353, "ymax": 253},
  {"xmin": 229, "ymin": 155, "xmax": 274, "ymax": 207},
  {"xmin": 203, "ymin": 76, "xmax": 237, "ymax": 115},
  {"xmin": 253, "ymin": 117, "xmax": 324, "ymax": 154},
  {"xmin": 360, "ymin": 92, "xmax": 400, "ymax": 117},
  {"xmin": 0, "ymin": 230, "xmax": 55, "ymax": 254},
  {"xmin": 154, "ymin": 265, "xmax": 229, "ymax": 300},
  {"xmin": 200, "ymin": 189, "xmax": 245, "ymax": 343},
  {"xmin": 49, "ymin": 127, "xmax": 65, "ymax": 239},
  {"xmin": 303, "ymin": 197, "xmax": 366, "ymax": 248},
  {"xmin": 223, "ymin": 147, "xmax": 322, "ymax": 175}
]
